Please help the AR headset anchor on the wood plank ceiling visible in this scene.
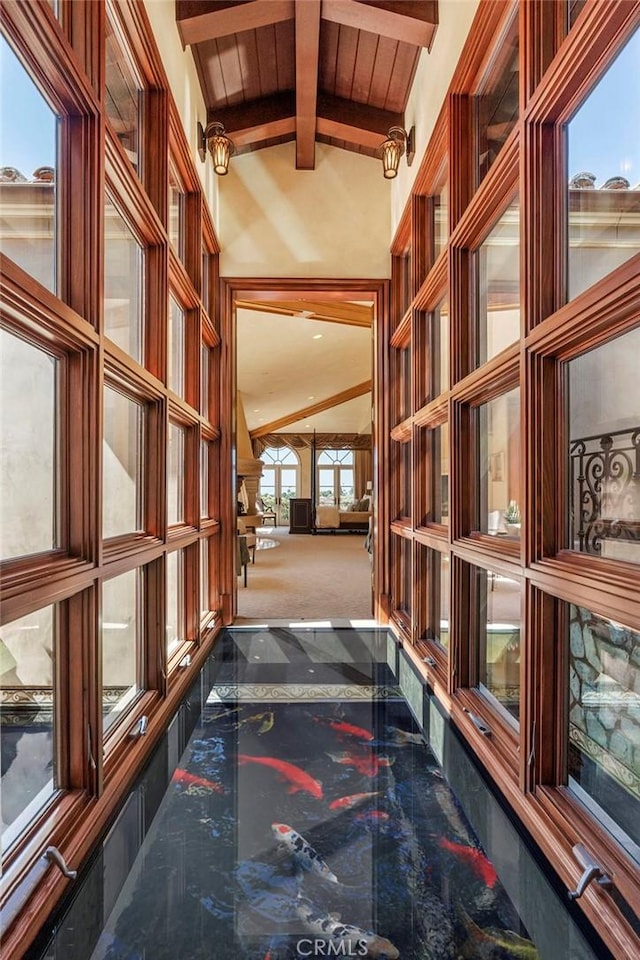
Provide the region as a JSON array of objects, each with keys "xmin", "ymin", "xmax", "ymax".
[{"xmin": 176, "ymin": 0, "xmax": 438, "ymax": 168}]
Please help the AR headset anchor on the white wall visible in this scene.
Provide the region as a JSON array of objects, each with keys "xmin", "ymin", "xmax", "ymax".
[
  {"xmin": 143, "ymin": 0, "xmax": 218, "ymax": 219},
  {"xmin": 391, "ymin": 0, "xmax": 480, "ymax": 235},
  {"xmin": 218, "ymin": 141, "xmax": 391, "ymax": 278}
]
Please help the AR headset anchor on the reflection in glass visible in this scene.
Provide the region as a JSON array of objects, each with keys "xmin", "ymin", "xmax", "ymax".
[
  {"xmin": 168, "ymin": 296, "xmax": 185, "ymax": 397},
  {"xmin": 474, "ymin": 18, "xmax": 519, "ymax": 186},
  {"xmin": 472, "ymin": 564, "xmax": 521, "ymax": 723},
  {"xmin": 201, "ymin": 344, "xmax": 210, "ymax": 418},
  {"xmin": 479, "ymin": 388, "xmax": 521, "ymax": 540},
  {"xmin": 168, "ymin": 422, "xmax": 185, "ymax": 525},
  {"xmin": 102, "ymin": 570, "xmax": 139, "ymax": 733},
  {"xmin": 202, "ymin": 251, "xmax": 210, "ymax": 313},
  {"xmin": 166, "ymin": 550, "xmax": 182, "ymax": 654},
  {"xmin": 200, "ymin": 538, "xmax": 210, "ymax": 618},
  {"xmin": 103, "ymin": 386, "xmax": 142, "ymax": 539},
  {"xmin": 0, "ymin": 330, "xmax": 57, "ymax": 560},
  {"xmin": 168, "ymin": 168, "xmax": 183, "ymax": 257},
  {"xmin": 424, "ymin": 548, "xmax": 450, "ymax": 650},
  {"xmin": 433, "ymin": 423, "xmax": 449, "ymax": 525},
  {"xmin": 476, "ymin": 199, "xmax": 520, "ymax": 366},
  {"xmin": 438, "ymin": 298, "xmax": 449, "ymax": 395},
  {"xmin": 200, "ymin": 440, "xmax": 209, "ymax": 518},
  {"xmin": 568, "ymin": 0, "xmax": 586, "ymax": 29},
  {"xmin": 568, "ymin": 327, "xmax": 640, "ymax": 564},
  {"xmin": 568, "ymin": 605, "xmax": 639, "ymax": 864},
  {"xmin": 105, "ymin": 17, "xmax": 141, "ymax": 170},
  {"xmin": 104, "ymin": 197, "xmax": 143, "ymax": 364},
  {"xmin": 0, "ymin": 37, "xmax": 57, "ymax": 292},
  {"xmin": 0, "ymin": 606, "xmax": 56, "ymax": 851},
  {"xmin": 433, "ymin": 179, "xmax": 448, "ymax": 261},
  {"xmin": 567, "ymin": 30, "xmax": 640, "ymax": 300}
]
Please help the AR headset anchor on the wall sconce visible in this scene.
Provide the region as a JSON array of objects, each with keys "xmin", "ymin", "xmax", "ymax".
[
  {"xmin": 198, "ymin": 121, "xmax": 235, "ymax": 175},
  {"xmin": 377, "ymin": 125, "xmax": 414, "ymax": 179}
]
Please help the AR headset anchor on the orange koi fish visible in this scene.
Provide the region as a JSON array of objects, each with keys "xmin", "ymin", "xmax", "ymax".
[
  {"xmin": 328, "ymin": 791, "xmax": 380, "ymax": 810},
  {"xmin": 326, "ymin": 751, "xmax": 395, "ymax": 778},
  {"xmin": 439, "ymin": 837, "xmax": 498, "ymax": 888},
  {"xmin": 238, "ymin": 754, "xmax": 323, "ymax": 799},
  {"xmin": 172, "ymin": 769, "xmax": 224, "ymax": 794},
  {"xmin": 315, "ymin": 717, "xmax": 374, "ymax": 741},
  {"xmin": 354, "ymin": 809, "xmax": 389, "ymax": 823}
]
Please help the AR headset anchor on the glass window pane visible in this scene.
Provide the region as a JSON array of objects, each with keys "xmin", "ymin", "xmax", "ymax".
[
  {"xmin": 200, "ymin": 538, "xmax": 210, "ymax": 618},
  {"xmin": 201, "ymin": 344, "xmax": 209, "ymax": 417},
  {"xmin": 166, "ymin": 550, "xmax": 182, "ymax": 655},
  {"xmin": 0, "ymin": 36, "xmax": 57, "ymax": 293},
  {"xmin": 568, "ymin": 605, "xmax": 639, "ymax": 865},
  {"xmin": 476, "ymin": 199, "xmax": 520, "ymax": 366},
  {"xmin": 433, "ymin": 178, "xmax": 448, "ymax": 261},
  {"xmin": 439, "ymin": 553, "xmax": 450, "ymax": 650},
  {"xmin": 473, "ymin": 564, "xmax": 521, "ymax": 723},
  {"xmin": 479, "ymin": 388, "xmax": 521, "ymax": 539},
  {"xmin": 202, "ymin": 251, "xmax": 210, "ymax": 313},
  {"xmin": 568, "ymin": 0, "xmax": 586, "ymax": 30},
  {"xmin": 339, "ymin": 468, "xmax": 354, "ymax": 510},
  {"xmin": 1, "ymin": 606, "xmax": 56, "ymax": 852},
  {"xmin": 102, "ymin": 570, "xmax": 139, "ymax": 733},
  {"xmin": 438, "ymin": 297, "xmax": 449, "ymax": 394},
  {"xmin": 200, "ymin": 440, "xmax": 209, "ymax": 519},
  {"xmin": 168, "ymin": 422, "xmax": 185, "ymax": 525},
  {"xmin": 104, "ymin": 197, "xmax": 143, "ymax": 364},
  {"xmin": 105, "ymin": 17, "xmax": 141, "ymax": 171},
  {"xmin": 567, "ymin": 29, "xmax": 640, "ymax": 300},
  {"xmin": 103, "ymin": 386, "xmax": 142, "ymax": 539},
  {"xmin": 168, "ymin": 296, "xmax": 185, "ymax": 397},
  {"xmin": 474, "ymin": 19, "xmax": 519, "ymax": 186},
  {"xmin": 318, "ymin": 468, "xmax": 334, "ymax": 504},
  {"xmin": 168, "ymin": 168, "xmax": 183, "ymax": 257},
  {"xmin": 423, "ymin": 548, "xmax": 450, "ymax": 651},
  {"xmin": 0, "ymin": 329, "xmax": 57, "ymax": 560},
  {"xmin": 433, "ymin": 422, "xmax": 449, "ymax": 525},
  {"xmin": 568, "ymin": 327, "xmax": 640, "ymax": 564}
]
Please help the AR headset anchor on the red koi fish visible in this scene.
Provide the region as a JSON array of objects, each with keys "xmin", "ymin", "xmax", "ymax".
[
  {"xmin": 238, "ymin": 754, "xmax": 323, "ymax": 799},
  {"xmin": 327, "ymin": 751, "xmax": 395, "ymax": 778},
  {"xmin": 328, "ymin": 791, "xmax": 380, "ymax": 810},
  {"xmin": 354, "ymin": 809, "xmax": 390, "ymax": 823},
  {"xmin": 172, "ymin": 769, "xmax": 224, "ymax": 794},
  {"xmin": 439, "ymin": 837, "xmax": 498, "ymax": 888},
  {"xmin": 315, "ymin": 717, "xmax": 374, "ymax": 741}
]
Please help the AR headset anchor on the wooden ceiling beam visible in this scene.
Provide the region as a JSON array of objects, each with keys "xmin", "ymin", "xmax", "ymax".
[
  {"xmin": 207, "ymin": 93, "xmax": 296, "ymax": 147},
  {"xmin": 317, "ymin": 93, "xmax": 403, "ymax": 149},
  {"xmin": 177, "ymin": 0, "xmax": 294, "ymax": 46},
  {"xmin": 321, "ymin": 1, "xmax": 438, "ymax": 49},
  {"xmin": 209, "ymin": 92, "xmax": 402, "ymax": 153},
  {"xmin": 235, "ymin": 299, "xmax": 373, "ymax": 326},
  {"xmin": 295, "ymin": 0, "xmax": 321, "ymax": 169},
  {"xmin": 250, "ymin": 380, "xmax": 372, "ymax": 437}
]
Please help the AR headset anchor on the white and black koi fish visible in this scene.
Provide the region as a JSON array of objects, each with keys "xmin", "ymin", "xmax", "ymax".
[
  {"xmin": 295, "ymin": 900, "xmax": 400, "ymax": 959},
  {"xmin": 271, "ymin": 823, "xmax": 339, "ymax": 884}
]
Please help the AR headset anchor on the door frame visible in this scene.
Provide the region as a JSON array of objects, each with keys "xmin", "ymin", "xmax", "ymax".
[{"xmin": 221, "ymin": 277, "xmax": 389, "ymax": 622}]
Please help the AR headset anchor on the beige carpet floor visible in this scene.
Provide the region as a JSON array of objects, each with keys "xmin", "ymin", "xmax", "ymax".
[{"xmin": 235, "ymin": 527, "xmax": 373, "ymax": 623}]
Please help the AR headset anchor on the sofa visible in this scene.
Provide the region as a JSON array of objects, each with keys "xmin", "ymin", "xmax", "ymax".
[{"xmin": 315, "ymin": 497, "xmax": 371, "ymax": 533}]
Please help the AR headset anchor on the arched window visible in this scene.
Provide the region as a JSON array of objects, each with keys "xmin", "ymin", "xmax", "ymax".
[
  {"xmin": 316, "ymin": 449, "xmax": 355, "ymax": 510},
  {"xmin": 259, "ymin": 446, "xmax": 299, "ymax": 524}
]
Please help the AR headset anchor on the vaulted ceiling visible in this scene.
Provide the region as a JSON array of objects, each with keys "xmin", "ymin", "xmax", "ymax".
[{"xmin": 176, "ymin": 0, "xmax": 438, "ymax": 168}]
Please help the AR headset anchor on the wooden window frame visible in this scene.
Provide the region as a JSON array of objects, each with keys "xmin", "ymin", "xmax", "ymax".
[
  {"xmin": 382, "ymin": 3, "xmax": 640, "ymax": 954},
  {"xmin": 0, "ymin": 5, "xmax": 225, "ymax": 953},
  {"xmin": 413, "ymin": 538, "xmax": 451, "ymax": 689}
]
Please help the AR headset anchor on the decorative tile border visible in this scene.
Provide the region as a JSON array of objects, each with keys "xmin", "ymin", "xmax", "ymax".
[{"xmin": 207, "ymin": 683, "xmax": 403, "ymax": 703}]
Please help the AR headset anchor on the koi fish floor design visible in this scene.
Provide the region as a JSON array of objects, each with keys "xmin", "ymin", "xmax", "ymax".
[{"xmin": 92, "ymin": 697, "xmax": 539, "ymax": 960}]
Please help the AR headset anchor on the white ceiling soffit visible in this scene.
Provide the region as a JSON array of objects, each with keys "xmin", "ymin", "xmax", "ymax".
[{"xmin": 237, "ymin": 305, "xmax": 372, "ymax": 434}]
